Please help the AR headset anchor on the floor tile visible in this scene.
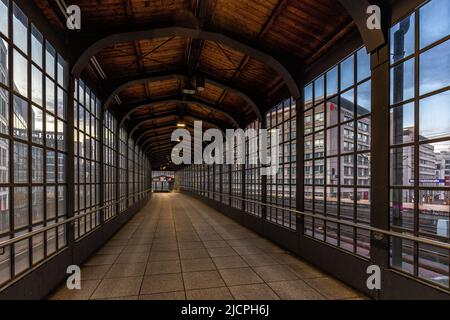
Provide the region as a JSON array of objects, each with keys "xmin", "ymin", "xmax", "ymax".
[
  {"xmin": 229, "ymin": 284, "xmax": 280, "ymax": 300},
  {"xmin": 219, "ymin": 268, "xmax": 263, "ymax": 286},
  {"xmin": 146, "ymin": 260, "xmax": 182, "ymax": 275},
  {"xmin": 203, "ymin": 241, "xmax": 229, "ymax": 249},
  {"xmin": 268, "ymin": 280, "xmax": 325, "ymax": 300},
  {"xmin": 186, "ymin": 287, "xmax": 233, "ymax": 300},
  {"xmin": 180, "ymin": 248, "xmax": 210, "ymax": 259},
  {"xmin": 207, "ymin": 247, "xmax": 237, "ymax": 257},
  {"xmin": 149, "ymin": 250, "xmax": 180, "ymax": 261},
  {"xmin": 50, "ymin": 280, "xmax": 101, "ymax": 300},
  {"xmin": 140, "ymin": 274, "xmax": 184, "ymax": 294},
  {"xmin": 212, "ymin": 256, "xmax": 248, "ymax": 269},
  {"xmin": 253, "ymin": 265, "xmax": 298, "ymax": 282},
  {"xmin": 304, "ymin": 277, "xmax": 361, "ymax": 300},
  {"xmin": 81, "ymin": 265, "xmax": 110, "ymax": 280},
  {"xmin": 181, "ymin": 258, "xmax": 216, "ymax": 272},
  {"xmin": 241, "ymin": 254, "xmax": 279, "ymax": 267},
  {"xmin": 105, "ymin": 263, "xmax": 146, "ymax": 278},
  {"xmin": 116, "ymin": 252, "xmax": 149, "ymax": 264},
  {"xmin": 183, "ymin": 271, "xmax": 225, "ymax": 290},
  {"xmin": 139, "ymin": 291, "xmax": 186, "ymax": 300},
  {"xmin": 286, "ymin": 262, "xmax": 325, "ymax": 279},
  {"xmin": 91, "ymin": 277, "xmax": 143, "ymax": 299},
  {"xmin": 84, "ymin": 254, "xmax": 118, "ymax": 266}
]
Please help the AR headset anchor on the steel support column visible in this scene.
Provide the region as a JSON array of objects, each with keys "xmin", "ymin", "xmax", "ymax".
[{"xmin": 370, "ymin": 44, "xmax": 391, "ymax": 290}]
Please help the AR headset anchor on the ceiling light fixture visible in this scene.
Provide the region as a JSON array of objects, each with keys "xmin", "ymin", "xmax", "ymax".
[{"xmin": 196, "ymin": 77, "xmax": 205, "ymax": 92}]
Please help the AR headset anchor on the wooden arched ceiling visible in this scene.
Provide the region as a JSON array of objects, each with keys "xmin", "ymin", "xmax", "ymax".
[{"xmin": 35, "ymin": 0, "xmax": 360, "ymax": 168}]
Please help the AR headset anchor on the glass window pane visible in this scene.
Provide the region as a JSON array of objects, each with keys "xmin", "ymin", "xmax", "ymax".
[
  {"xmin": 420, "ymin": 0, "xmax": 450, "ymax": 49},
  {"xmin": 326, "ymin": 66, "xmax": 338, "ymax": 97},
  {"xmin": 31, "ymin": 25, "xmax": 43, "ymax": 67},
  {"xmin": 31, "ymin": 66, "xmax": 42, "ymax": 106},
  {"xmin": 58, "ymin": 186, "xmax": 66, "ymax": 217},
  {"xmin": 0, "ymin": 38, "xmax": 8, "ymax": 86},
  {"xmin": 31, "ymin": 186, "xmax": 43, "ymax": 224},
  {"xmin": 32, "ymin": 146, "xmax": 43, "ymax": 183},
  {"xmin": 340, "ymin": 89, "xmax": 354, "ymax": 122},
  {"xmin": 45, "ymin": 42, "xmax": 55, "ymax": 78},
  {"xmin": 419, "ymin": 190, "xmax": 449, "ymax": 236},
  {"xmin": 357, "ymin": 48, "xmax": 371, "ymax": 81},
  {"xmin": 58, "ymin": 153, "xmax": 66, "ymax": 183},
  {"xmin": 390, "ymin": 146, "xmax": 414, "ymax": 186},
  {"xmin": 419, "ymin": 141, "xmax": 450, "ymax": 187},
  {"xmin": 340, "ymin": 55, "xmax": 354, "ymax": 90},
  {"xmin": 420, "ymin": 39, "xmax": 450, "ymax": 95},
  {"xmin": 31, "ymin": 106, "xmax": 43, "ymax": 144},
  {"xmin": 0, "ymin": 88, "xmax": 8, "ymax": 134},
  {"xmin": 14, "ymin": 187, "xmax": 28, "ymax": 229},
  {"xmin": 326, "ymin": 97, "xmax": 338, "ymax": 127},
  {"xmin": 304, "ymin": 83, "xmax": 313, "ymax": 109},
  {"xmin": 0, "ymin": 187, "xmax": 9, "ymax": 234},
  {"xmin": 13, "ymin": 50, "xmax": 28, "ymax": 97},
  {"xmin": 0, "ymin": 138, "xmax": 8, "ymax": 184},
  {"xmin": 390, "ymin": 58, "xmax": 415, "ymax": 104},
  {"xmin": 57, "ymin": 55, "xmax": 66, "ymax": 88},
  {"xmin": 419, "ymin": 90, "xmax": 450, "ymax": 141},
  {"xmin": 390, "ymin": 102, "xmax": 415, "ymax": 145},
  {"xmin": 46, "ymin": 113, "xmax": 55, "ymax": 148},
  {"xmin": 57, "ymin": 120, "xmax": 66, "ymax": 151},
  {"xmin": 13, "ymin": 3, "xmax": 28, "ymax": 53},
  {"xmin": 47, "ymin": 186, "xmax": 56, "ymax": 219},
  {"xmin": 13, "ymin": 95, "xmax": 27, "ymax": 140},
  {"xmin": 390, "ymin": 14, "xmax": 415, "ymax": 63},
  {"xmin": 325, "ymin": 127, "xmax": 337, "ymax": 157},
  {"xmin": 46, "ymin": 77, "xmax": 55, "ymax": 113},
  {"xmin": 419, "ymin": 243, "xmax": 449, "ymax": 287},
  {"xmin": 0, "ymin": 0, "xmax": 7, "ymax": 37},
  {"xmin": 46, "ymin": 151, "xmax": 55, "ymax": 183},
  {"xmin": 57, "ymin": 87, "xmax": 66, "ymax": 119},
  {"xmin": 390, "ymin": 189, "xmax": 415, "ymax": 231},
  {"xmin": 314, "ymin": 76, "xmax": 324, "ymax": 104},
  {"xmin": 357, "ymin": 80, "xmax": 371, "ymax": 115},
  {"xmin": 14, "ymin": 142, "xmax": 27, "ymax": 183}
]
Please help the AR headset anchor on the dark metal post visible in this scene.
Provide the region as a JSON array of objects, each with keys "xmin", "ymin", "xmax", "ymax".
[
  {"xmin": 296, "ymin": 97, "xmax": 305, "ymax": 235},
  {"xmin": 370, "ymin": 44, "xmax": 391, "ymax": 270}
]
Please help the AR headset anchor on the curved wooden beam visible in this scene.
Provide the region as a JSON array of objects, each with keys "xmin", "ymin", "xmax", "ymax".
[
  {"xmin": 120, "ymin": 94, "xmax": 241, "ymax": 129},
  {"xmin": 337, "ymin": 0, "xmax": 387, "ymax": 52},
  {"xmin": 130, "ymin": 111, "xmax": 225, "ymax": 147},
  {"xmin": 71, "ymin": 24, "xmax": 301, "ymax": 100},
  {"xmin": 107, "ymin": 72, "xmax": 263, "ymax": 123}
]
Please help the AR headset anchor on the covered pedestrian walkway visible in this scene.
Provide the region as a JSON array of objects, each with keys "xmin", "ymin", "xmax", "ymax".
[{"xmin": 50, "ymin": 193, "xmax": 363, "ymax": 300}]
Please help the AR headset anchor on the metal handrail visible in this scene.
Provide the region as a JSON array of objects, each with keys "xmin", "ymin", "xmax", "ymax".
[
  {"xmin": 182, "ymin": 187, "xmax": 450, "ymax": 251},
  {"xmin": 0, "ymin": 189, "xmax": 153, "ymax": 249}
]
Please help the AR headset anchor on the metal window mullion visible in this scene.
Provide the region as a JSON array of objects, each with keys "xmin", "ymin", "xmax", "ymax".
[{"xmin": 413, "ymin": 9, "xmax": 420, "ymax": 278}]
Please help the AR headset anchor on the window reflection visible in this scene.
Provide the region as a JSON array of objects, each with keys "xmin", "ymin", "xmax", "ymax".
[
  {"xmin": 31, "ymin": 26, "xmax": 43, "ymax": 67},
  {"xmin": 390, "ymin": 58, "xmax": 415, "ymax": 104},
  {"xmin": 419, "ymin": 91, "xmax": 450, "ymax": 140},
  {"xmin": 390, "ymin": 14, "xmax": 415, "ymax": 64},
  {"xmin": 0, "ymin": 38, "xmax": 8, "ymax": 86},
  {"xmin": 420, "ymin": 39, "xmax": 450, "ymax": 95},
  {"xmin": 13, "ymin": 3, "xmax": 27, "ymax": 53},
  {"xmin": 13, "ymin": 50, "xmax": 28, "ymax": 97},
  {"xmin": 0, "ymin": 0, "xmax": 7, "ymax": 37},
  {"xmin": 420, "ymin": 0, "xmax": 450, "ymax": 49}
]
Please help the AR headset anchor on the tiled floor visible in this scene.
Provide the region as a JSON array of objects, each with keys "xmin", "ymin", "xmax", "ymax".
[{"xmin": 50, "ymin": 193, "xmax": 366, "ymax": 300}]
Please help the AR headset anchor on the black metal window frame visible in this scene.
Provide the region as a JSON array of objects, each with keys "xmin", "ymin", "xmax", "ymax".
[
  {"xmin": 266, "ymin": 97, "xmax": 297, "ymax": 230},
  {"xmin": 303, "ymin": 46, "xmax": 372, "ymax": 257},
  {"xmin": 0, "ymin": 0, "xmax": 69, "ymax": 285},
  {"xmin": 389, "ymin": 0, "xmax": 450, "ymax": 289}
]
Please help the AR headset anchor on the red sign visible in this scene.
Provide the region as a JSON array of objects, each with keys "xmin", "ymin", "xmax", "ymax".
[{"xmin": 446, "ymin": 176, "xmax": 450, "ymax": 186}]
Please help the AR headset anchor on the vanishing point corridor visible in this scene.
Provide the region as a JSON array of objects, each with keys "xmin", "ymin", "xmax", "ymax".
[{"xmin": 50, "ymin": 193, "xmax": 363, "ymax": 300}]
